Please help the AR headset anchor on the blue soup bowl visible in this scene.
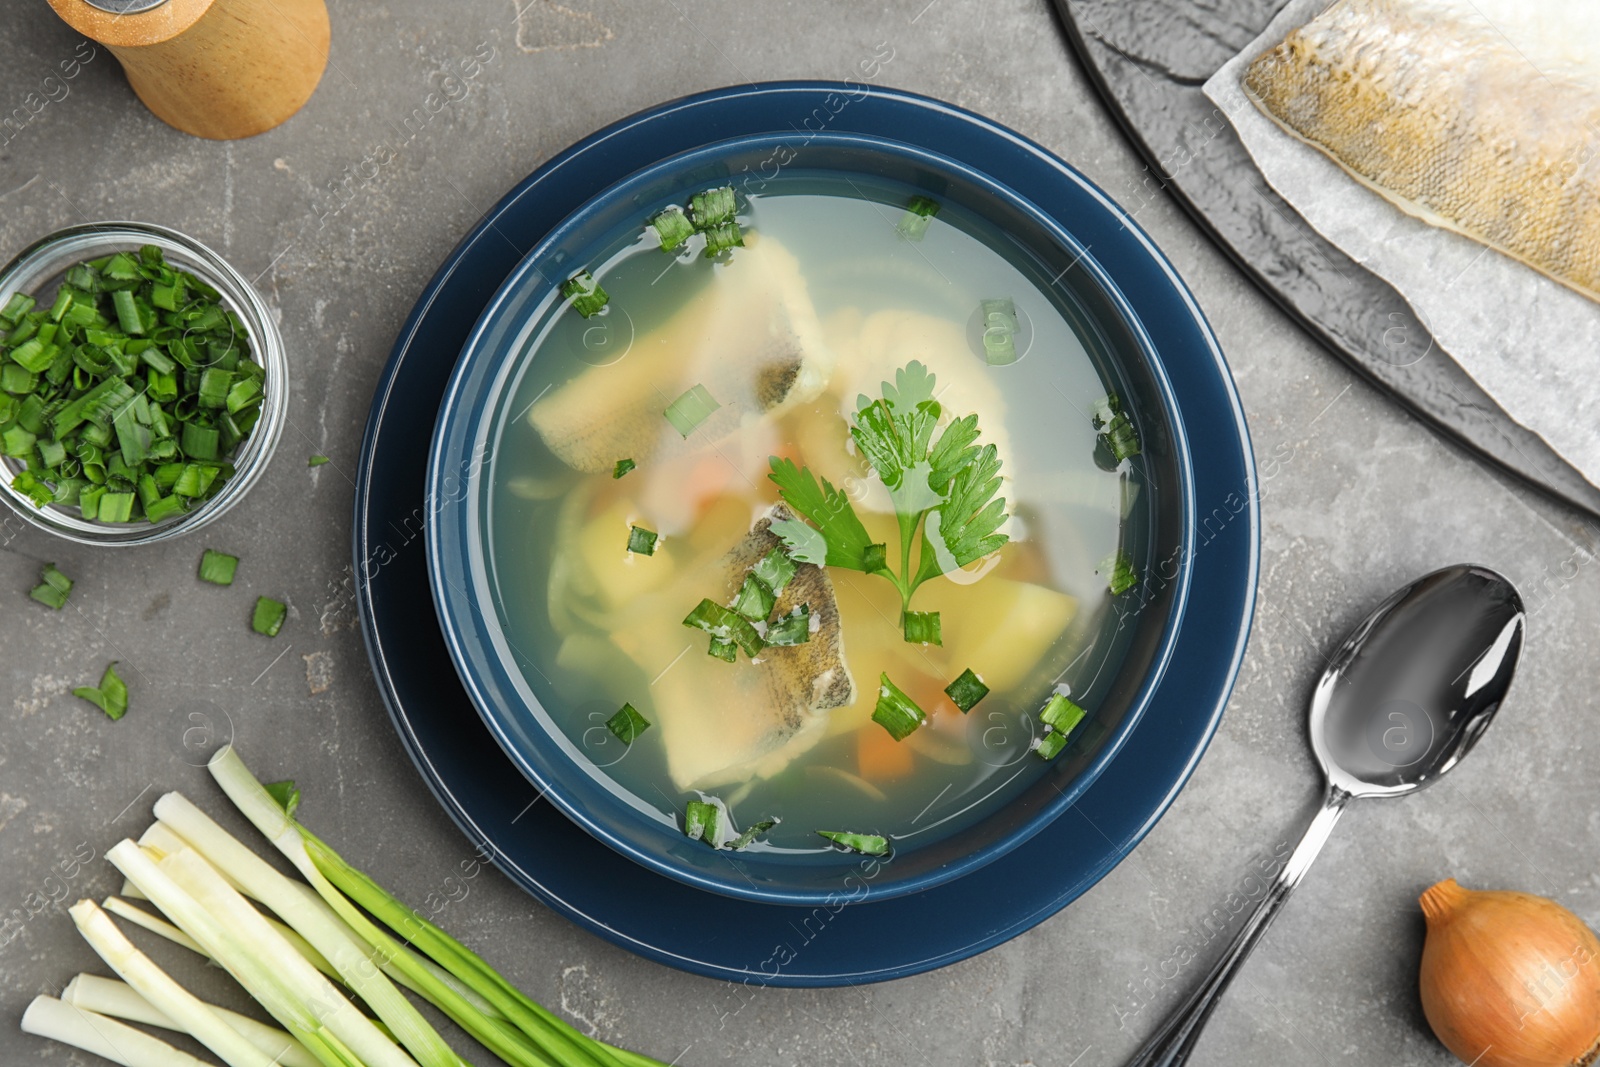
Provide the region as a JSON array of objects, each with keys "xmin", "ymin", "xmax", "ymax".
[{"xmin": 427, "ymin": 126, "xmax": 1196, "ymax": 906}]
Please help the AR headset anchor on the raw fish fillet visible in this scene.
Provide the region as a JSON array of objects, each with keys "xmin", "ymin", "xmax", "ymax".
[
  {"xmin": 610, "ymin": 504, "xmax": 854, "ymax": 791},
  {"xmin": 1245, "ymin": 0, "xmax": 1600, "ymax": 302},
  {"xmin": 528, "ymin": 233, "xmax": 837, "ymax": 473}
]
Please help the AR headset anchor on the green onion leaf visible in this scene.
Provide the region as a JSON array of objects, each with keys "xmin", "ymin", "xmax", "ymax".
[
  {"xmin": 682, "ymin": 598, "xmax": 764, "ymax": 657},
  {"xmin": 1101, "ymin": 411, "xmax": 1140, "ymax": 462},
  {"xmin": 730, "ymin": 817, "xmax": 778, "ymax": 851},
  {"xmin": 611, "ymin": 457, "xmax": 635, "ymax": 479},
  {"xmin": 144, "ymin": 494, "xmax": 185, "ymax": 523},
  {"xmin": 251, "ymin": 596, "xmax": 287, "ymax": 637},
  {"xmin": 689, "ymin": 186, "xmax": 736, "ymax": 229},
  {"xmin": 1035, "ymin": 692, "xmax": 1087, "ymax": 760},
  {"xmin": 979, "ymin": 298, "xmax": 1019, "ymax": 366},
  {"xmin": 558, "ymin": 271, "xmax": 609, "ymax": 318},
  {"xmin": 662, "ymin": 383, "xmax": 721, "ymax": 437},
  {"xmin": 707, "ymin": 636, "xmax": 738, "ymax": 662},
  {"xmin": 1100, "ymin": 549, "xmax": 1138, "ymax": 594},
  {"xmin": 731, "ymin": 573, "xmax": 775, "ymax": 621},
  {"xmin": 683, "ymin": 800, "xmax": 719, "ymax": 844},
  {"xmin": 73, "ymin": 662, "xmax": 128, "ymax": 720},
  {"xmin": 902, "ymin": 610, "xmax": 942, "ymax": 645},
  {"xmin": 13, "ymin": 470, "xmax": 55, "ymax": 508},
  {"xmin": 700, "ymin": 221, "xmax": 744, "ymax": 258},
  {"xmin": 626, "ymin": 525, "xmax": 658, "ymax": 556},
  {"xmin": 604, "ymin": 702, "xmax": 651, "ymax": 744},
  {"xmin": 96, "ymin": 491, "xmax": 135, "ymax": 522},
  {"xmin": 751, "ymin": 548, "xmax": 796, "ymax": 596},
  {"xmin": 180, "ymin": 421, "xmax": 220, "ymax": 461},
  {"xmin": 197, "ymin": 368, "xmax": 233, "ymax": 409},
  {"xmin": 944, "ymin": 668, "xmax": 990, "ymax": 713},
  {"xmin": 29, "ymin": 563, "xmax": 73, "ymax": 610},
  {"xmin": 198, "ymin": 548, "xmax": 239, "ymax": 586},
  {"xmin": 872, "ymin": 672, "xmax": 925, "ymax": 741},
  {"xmin": 896, "ymin": 195, "xmax": 941, "ymax": 240},
  {"xmin": 111, "ymin": 289, "xmax": 144, "ymax": 335},
  {"xmin": 263, "ymin": 779, "xmax": 302, "ymax": 818},
  {"xmin": 650, "ymin": 207, "xmax": 695, "ymax": 252},
  {"xmin": 0, "ymin": 292, "xmax": 35, "ymax": 324},
  {"xmin": 816, "ymin": 830, "xmax": 890, "ymax": 856},
  {"xmin": 307, "ymin": 454, "xmax": 329, "ymax": 467},
  {"xmin": 763, "ymin": 603, "xmax": 812, "ymax": 647}
]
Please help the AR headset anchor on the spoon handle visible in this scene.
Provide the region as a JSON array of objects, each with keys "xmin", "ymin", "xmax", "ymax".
[{"xmin": 1124, "ymin": 785, "xmax": 1352, "ymax": 1067}]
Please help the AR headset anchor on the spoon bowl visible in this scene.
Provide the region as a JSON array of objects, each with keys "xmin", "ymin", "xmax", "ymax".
[
  {"xmin": 1127, "ymin": 564, "xmax": 1524, "ymax": 1067},
  {"xmin": 1312, "ymin": 564, "xmax": 1525, "ymax": 797}
]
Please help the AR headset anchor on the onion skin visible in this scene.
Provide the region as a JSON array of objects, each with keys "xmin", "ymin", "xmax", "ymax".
[{"xmin": 1419, "ymin": 879, "xmax": 1600, "ymax": 1067}]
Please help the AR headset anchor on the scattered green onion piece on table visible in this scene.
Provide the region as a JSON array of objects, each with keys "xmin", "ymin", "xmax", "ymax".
[
  {"xmin": 730, "ymin": 817, "xmax": 778, "ymax": 851},
  {"xmin": 872, "ymin": 672, "xmax": 925, "ymax": 741},
  {"xmin": 29, "ymin": 562, "xmax": 73, "ymax": 609},
  {"xmin": 198, "ymin": 549, "xmax": 239, "ymax": 586},
  {"xmin": 307, "ymin": 455, "xmax": 329, "ymax": 467},
  {"xmin": 979, "ymin": 297, "xmax": 1019, "ymax": 366},
  {"xmin": 902, "ymin": 609, "xmax": 942, "ymax": 645},
  {"xmin": 764, "ymin": 604, "xmax": 812, "ymax": 647},
  {"xmin": 662, "ymin": 383, "xmax": 720, "ymax": 437},
  {"xmin": 558, "ymin": 271, "xmax": 608, "ymax": 319},
  {"xmin": 73, "ymin": 662, "xmax": 127, "ymax": 720},
  {"xmin": 816, "ymin": 831, "xmax": 890, "ymax": 856},
  {"xmin": 700, "ymin": 221, "xmax": 743, "ymax": 257},
  {"xmin": 251, "ymin": 596, "xmax": 287, "ymax": 637},
  {"xmin": 649, "ymin": 207, "xmax": 695, "ymax": 252},
  {"xmin": 688, "ymin": 185, "xmax": 736, "ymax": 228},
  {"xmin": 1101, "ymin": 549, "xmax": 1138, "ymax": 594},
  {"xmin": 682, "ymin": 597, "xmax": 764, "ymax": 657},
  {"xmin": 896, "ymin": 195, "xmax": 941, "ymax": 240},
  {"xmin": 626, "ymin": 525, "xmax": 658, "ymax": 556},
  {"xmin": 751, "ymin": 548, "xmax": 796, "ymax": 595},
  {"xmin": 731, "ymin": 573, "xmax": 775, "ymax": 621},
  {"xmin": 944, "ymin": 668, "xmax": 990, "ymax": 713},
  {"xmin": 605, "ymin": 702, "xmax": 651, "ymax": 744},
  {"xmin": 611, "ymin": 457, "xmax": 635, "ymax": 479}
]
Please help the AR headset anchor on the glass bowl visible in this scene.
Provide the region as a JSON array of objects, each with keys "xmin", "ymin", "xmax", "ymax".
[{"xmin": 0, "ymin": 222, "xmax": 286, "ymax": 546}]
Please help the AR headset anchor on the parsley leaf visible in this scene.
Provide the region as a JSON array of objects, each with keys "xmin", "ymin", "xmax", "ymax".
[
  {"xmin": 765, "ymin": 362, "xmax": 1012, "ymax": 638},
  {"xmin": 767, "ymin": 457, "xmax": 874, "ymax": 570}
]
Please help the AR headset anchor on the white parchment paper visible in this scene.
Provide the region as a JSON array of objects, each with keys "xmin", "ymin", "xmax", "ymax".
[{"xmin": 1204, "ymin": 0, "xmax": 1600, "ymax": 483}]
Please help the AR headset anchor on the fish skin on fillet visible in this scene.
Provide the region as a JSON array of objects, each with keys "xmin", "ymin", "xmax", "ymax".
[{"xmin": 1245, "ymin": 0, "xmax": 1600, "ymax": 303}]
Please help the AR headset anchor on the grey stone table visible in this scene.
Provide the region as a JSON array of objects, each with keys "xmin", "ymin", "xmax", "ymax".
[{"xmin": 2, "ymin": 2, "xmax": 1596, "ymax": 1065}]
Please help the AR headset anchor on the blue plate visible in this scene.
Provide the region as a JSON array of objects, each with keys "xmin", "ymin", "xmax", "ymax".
[
  {"xmin": 355, "ymin": 82, "xmax": 1258, "ymax": 985},
  {"xmin": 427, "ymin": 130, "xmax": 1197, "ymax": 905}
]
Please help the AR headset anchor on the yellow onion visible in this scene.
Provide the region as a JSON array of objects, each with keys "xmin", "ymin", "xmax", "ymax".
[{"xmin": 1419, "ymin": 878, "xmax": 1600, "ymax": 1067}]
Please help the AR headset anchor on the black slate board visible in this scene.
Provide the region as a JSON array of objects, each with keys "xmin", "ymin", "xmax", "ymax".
[{"xmin": 1054, "ymin": 0, "xmax": 1600, "ymax": 521}]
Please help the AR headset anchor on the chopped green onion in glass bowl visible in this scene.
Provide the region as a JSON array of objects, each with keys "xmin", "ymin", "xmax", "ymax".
[{"xmin": 0, "ymin": 222, "xmax": 286, "ymax": 546}]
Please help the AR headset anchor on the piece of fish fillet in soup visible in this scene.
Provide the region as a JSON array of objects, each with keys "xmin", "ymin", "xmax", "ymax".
[{"xmin": 606, "ymin": 505, "xmax": 854, "ymax": 791}]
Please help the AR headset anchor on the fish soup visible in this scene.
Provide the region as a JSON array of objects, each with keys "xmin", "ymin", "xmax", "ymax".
[{"xmin": 481, "ymin": 170, "xmax": 1159, "ymax": 859}]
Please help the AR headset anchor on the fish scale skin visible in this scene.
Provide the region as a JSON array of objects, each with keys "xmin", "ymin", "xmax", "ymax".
[{"xmin": 1245, "ymin": 0, "xmax": 1600, "ymax": 303}]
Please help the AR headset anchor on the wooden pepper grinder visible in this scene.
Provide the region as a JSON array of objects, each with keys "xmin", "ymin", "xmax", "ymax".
[{"xmin": 46, "ymin": 0, "xmax": 330, "ymax": 140}]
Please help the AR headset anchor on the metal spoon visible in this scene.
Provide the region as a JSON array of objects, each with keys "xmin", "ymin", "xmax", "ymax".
[{"xmin": 1126, "ymin": 563, "xmax": 1525, "ymax": 1067}]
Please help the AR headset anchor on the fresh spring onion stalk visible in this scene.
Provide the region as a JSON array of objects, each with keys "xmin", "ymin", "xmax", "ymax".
[
  {"xmin": 68, "ymin": 898, "xmax": 283, "ymax": 1067},
  {"xmin": 101, "ymin": 896, "xmax": 205, "ymax": 955},
  {"xmin": 63, "ymin": 973, "xmax": 318, "ymax": 1067},
  {"xmin": 22, "ymin": 995, "xmax": 214, "ymax": 1067},
  {"xmin": 150, "ymin": 791, "xmax": 468, "ymax": 1067},
  {"xmin": 105, "ymin": 839, "xmax": 413, "ymax": 1067},
  {"xmin": 208, "ymin": 745, "xmax": 666, "ymax": 1067}
]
